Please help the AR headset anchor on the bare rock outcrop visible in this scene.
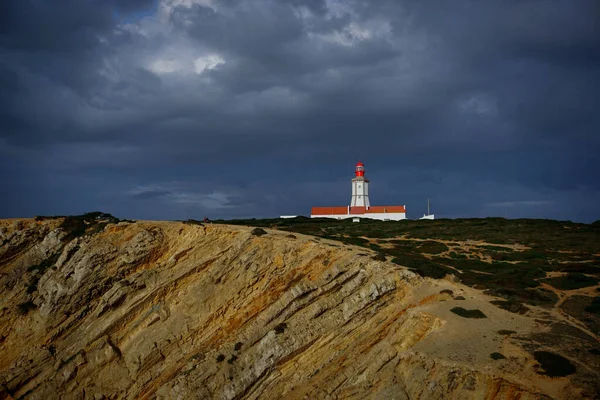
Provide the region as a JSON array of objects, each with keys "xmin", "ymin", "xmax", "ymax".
[{"xmin": 0, "ymin": 218, "xmax": 597, "ymax": 399}]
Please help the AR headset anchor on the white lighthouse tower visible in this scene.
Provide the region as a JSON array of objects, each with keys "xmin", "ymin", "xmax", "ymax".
[
  {"xmin": 310, "ymin": 161, "xmax": 406, "ymax": 220},
  {"xmin": 350, "ymin": 161, "xmax": 370, "ymax": 207}
]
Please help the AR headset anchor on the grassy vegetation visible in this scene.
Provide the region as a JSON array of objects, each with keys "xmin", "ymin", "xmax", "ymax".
[
  {"xmin": 35, "ymin": 212, "xmax": 124, "ymax": 243},
  {"xmin": 218, "ymin": 216, "xmax": 599, "ymax": 251},
  {"xmin": 543, "ymin": 273, "xmax": 599, "ymax": 290},
  {"xmin": 183, "ymin": 219, "xmax": 204, "ymax": 226},
  {"xmin": 417, "ymin": 241, "xmax": 448, "ymax": 254},
  {"xmin": 60, "ymin": 212, "xmax": 122, "ymax": 242},
  {"xmin": 216, "ymin": 217, "xmax": 600, "ymax": 313},
  {"xmin": 391, "ymin": 253, "xmax": 452, "ymax": 279},
  {"xmin": 20, "ymin": 212, "xmax": 124, "ymax": 296},
  {"xmin": 26, "ymin": 252, "xmax": 62, "ymax": 294}
]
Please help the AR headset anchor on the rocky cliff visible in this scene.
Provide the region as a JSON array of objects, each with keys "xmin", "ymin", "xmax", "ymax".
[{"xmin": 0, "ymin": 218, "xmax": 598, "ymax": 399}]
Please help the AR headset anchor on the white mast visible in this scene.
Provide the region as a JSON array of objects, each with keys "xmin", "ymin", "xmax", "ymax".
[{"xmin": 420, "ymin": 198, "xmax": 435, "ymax": 220}]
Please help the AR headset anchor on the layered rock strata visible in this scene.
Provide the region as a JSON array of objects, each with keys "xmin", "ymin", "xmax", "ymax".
[{"xmin": 0, "ymin": 219, "xmax": 596, "ymax": 399}]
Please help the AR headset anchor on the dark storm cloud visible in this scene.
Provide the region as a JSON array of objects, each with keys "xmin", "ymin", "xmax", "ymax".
[
  {"xmin": 0, "ymin": 1, "xmax": 110, "ymax": 52},
  {"xmin": 1, "ymin": 0, "xmax": 599, "ymax": 221},
  {"xmin": 130, "ymin": 189, "xmax": 172, "ymax": 199}
]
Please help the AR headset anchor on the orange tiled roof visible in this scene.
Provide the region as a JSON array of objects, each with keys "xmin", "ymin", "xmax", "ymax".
[
  {"xmin": 311, "ymin": 206, "xmax": 348, "ymax": 215},
  {"xmin": 311, "ymin": 205, "xmax": 405, "ymax": 215},
  {"xmin": 366, "ymin": 205, "xmax": 406, "ymax": 213}
]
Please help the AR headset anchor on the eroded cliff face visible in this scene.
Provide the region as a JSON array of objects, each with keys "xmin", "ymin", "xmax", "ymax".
[{"xmin": 0, "ymin": 219, "xmax": 595, "ymax": 399}]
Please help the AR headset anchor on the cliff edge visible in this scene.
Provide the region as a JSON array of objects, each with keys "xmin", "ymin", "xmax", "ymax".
[{"xmin": 0, "ymin": 218, "xmax": 598, "ymax": 399}]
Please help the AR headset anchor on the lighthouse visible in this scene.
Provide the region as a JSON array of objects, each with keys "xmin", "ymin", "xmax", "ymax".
[
  {"xmin": 310, "ymin": 161, "xmax": 407, "ymax": 221},
  {"xmin": 351, "ymin": 162, "xmax": 370, "ymax": 207}
]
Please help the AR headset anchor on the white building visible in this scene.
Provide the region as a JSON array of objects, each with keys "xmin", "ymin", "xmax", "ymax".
[{"xmin": 311, "ymin": 162, "xmax": 407, "ymax": 221}]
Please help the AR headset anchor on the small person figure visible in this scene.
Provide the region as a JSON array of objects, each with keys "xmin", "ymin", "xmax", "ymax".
[{"xmin": 204, "ymin": 216, "xmax": 210, "ymax": 223}]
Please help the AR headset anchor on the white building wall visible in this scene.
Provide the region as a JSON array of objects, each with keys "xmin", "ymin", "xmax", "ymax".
[
  {"xmin": 310, "ymin": 212, "xmax": 406, "ymax": 221},
  {"xmin": 350, "ymin": 179, "xmax": 370, "ymax": 207}
]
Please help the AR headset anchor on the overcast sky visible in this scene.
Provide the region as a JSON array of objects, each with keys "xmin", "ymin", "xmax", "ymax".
[{"xmin": 1, "ymin": 0, "xmax": 599, "ymax": 222}]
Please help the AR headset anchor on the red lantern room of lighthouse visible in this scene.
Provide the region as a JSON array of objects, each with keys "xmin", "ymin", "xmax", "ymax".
[
  {"xmin": 351, "ymin": 161, "xmax": 370, "ymax": 207},
  {"xmin": 355, "ymin": 162, "xmax": 365, "ymax": 177}
]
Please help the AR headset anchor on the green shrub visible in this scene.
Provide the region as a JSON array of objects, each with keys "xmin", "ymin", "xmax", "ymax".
[
  {"xmin": 58, "ymin": 212, "xmax": 119, "ymax": 242},
  {"xmin": 251, "ymin": 228, "xmax": 267, "ymax": 236},
  {"xmin": 544, "ymin": 273, "xmax": 599, "ymax": 290},
  {"xmin": 274, "ymin": 322, "xmax": 287, "ymax": 334},
  {"xmin": 533, "ymin": 351, "xmax": 575, "ymax": 377},
  {"xmin": 558, "ymin": 263, "xmax": 600, "ymax": 274},
  {"xmin": 183, "ymin": 219, "xmax": 204, "ymax": 226},
  {"xmin": 369, "ymin": 243, "xmax": 382, "ymax": 251},
  {"xmin": 389, "ymin": 240, "xmax": 421, "ymax": 252},
  {"xmin": 417, "ymin": 241, "xmax": 448, "ymax": 254},
  {"xmin": 447, "ymin": 252, "xmax": 467, "ymax": 259},
  {"xmin": 584, "ymin": 297, "xmax": 600, "ymax": 315},
  {"xmin": 391, "ymin": 255, "xmax": 451, "ymax": 279},
  {"xmin": 484, "ymin": 287, "xmax": 557, "ymax": 308},
  {"xmin": 490, "ymin": 300, "xmax": 530, "ymax": 315},
  {"xmin": 497, "ymin": 330, "xmax": 516, "ymax": 335},
  {"xmin": 27, "ymin": 277, "xmax": 40, "ymax": 294},
  {"xmin": 372, "ymin": 253, "xmax": 386, "ymax": 261},
  {"xmin": 450, "ymin": 307, "xmax": 487, "ymax": 319},
  {"xmin": 27, "ymin": 253, "xmax": 60, "ymax": 273},
  {"xmin": 478, "ymin": 245, "xmax": 514, "ymax": 252},
  {"xmin": 342, "ymin": 237, "xmax": 369, "ymax": 247},
  {"xmin": 17, "ymin": 301, "xmax": 37, "ymax": 315}
]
